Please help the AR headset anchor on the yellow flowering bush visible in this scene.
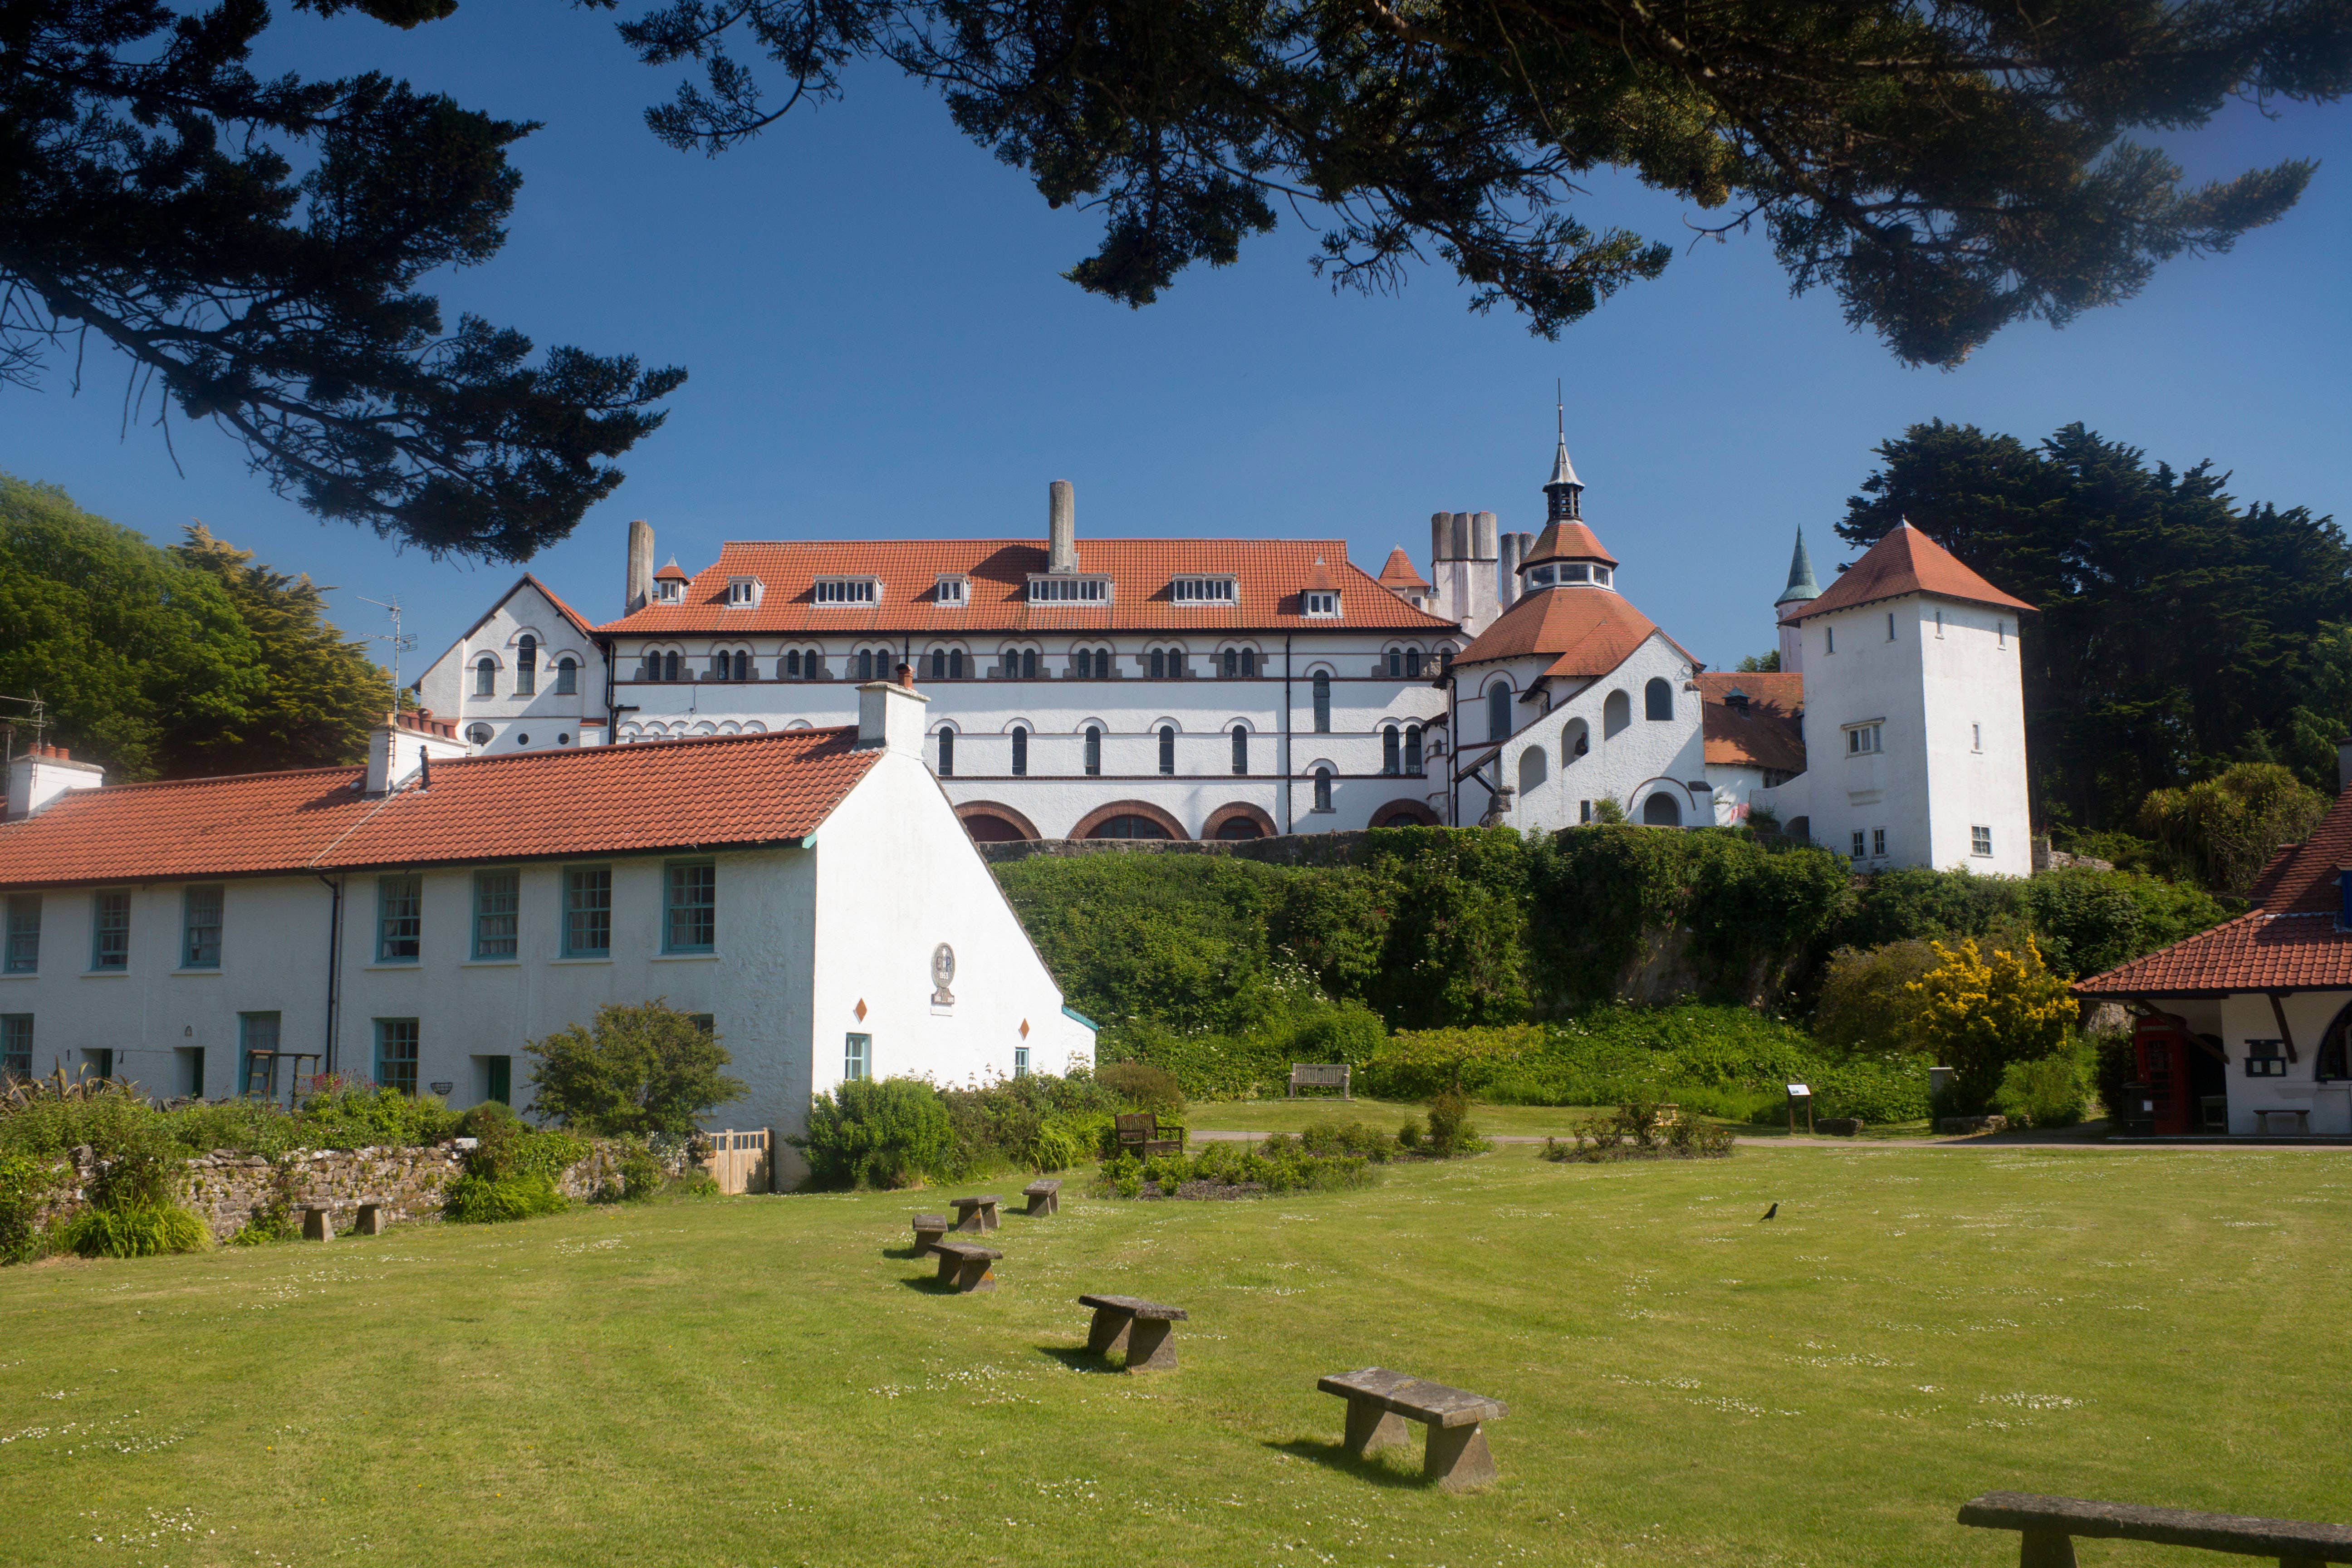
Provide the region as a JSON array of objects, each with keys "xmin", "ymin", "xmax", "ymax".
[{"xmin": 1906, "ymin": 937, "xmax": 2078, "ymax": 1110}]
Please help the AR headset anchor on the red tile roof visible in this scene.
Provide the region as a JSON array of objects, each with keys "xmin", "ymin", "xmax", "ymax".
[
  {"xmin": 1782, "ymin": 523, "xmax": 2034, "ymax": 623},
  {"xmin": 2243, "ymin": 794, "xmax": 2352, "ymax": 914},
  {"xmin": 597, "ymin": 539, "xmax": 1456, "ymax": 636},
  {"xmin": 2072, "ymin": 912, "xmax": 2352, "ymax": 996},
  {"xmin": 1695, "ymin": 672, "xmax": 1807, "ymax": 774},
  {"xmin": 1454, "ymin": 585, "xmax": 1694, "ymax": 677},
  {"xmin": 1377, "ymin": 548, "xmax": 1430, "ymax": 591},
  {"xmin": 654, "ymin": 559, "xmax": 691, "ymax": 582},
  {"xmin": 1519, "ymin": 519, "xmax": 1618, "ymax": 571},
  {"xmin": 0, "ymin": 730, "xmax": 881, "ymax": 888}
]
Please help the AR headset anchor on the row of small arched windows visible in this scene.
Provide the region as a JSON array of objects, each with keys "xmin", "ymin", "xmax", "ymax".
[
  {"xmin": 474, "ymin": 637, "xmax": 578, "ymax": 698},
  {"xmin": 936, "ymin": 723, "xmax": 1376, "ymax": 784},
  {"xmin": 1487, "ymin": 676, "xmax": 1676, "ymax": 744}
]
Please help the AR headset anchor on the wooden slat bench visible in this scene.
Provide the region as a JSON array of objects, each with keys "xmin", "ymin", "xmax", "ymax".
[
  {"xmin": 931, "ymin": 1240, "xmax": 1002, "ymax": 1293},
  {"xmin": 1078, "ymin": 1294, "xmax": 1186, "ymax": 1371},
  {"xmin": 1288, "ymin": 1062, "xmax": 1352, "ymax": 1099},
  {"xmin": 1022, "ymin": 1180, "xmax": 1061, "ymax": 1217},
  {"xmin": 1318, "ymin": 1368, "xmax": 1507, "ymax": 1491},
  {"xmin": 1958, "ymin": 1491, "xmax": 2352, "ymax": 1566},
  {"xmin": 910, "ymin": 1214, "xmax": 948, "ymax": 1254},
  {"xmin": 950, "ymin": 1195, "xmax": 1001, "ymax": 1233}
]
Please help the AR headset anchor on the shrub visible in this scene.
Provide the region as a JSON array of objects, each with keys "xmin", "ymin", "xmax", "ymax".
[
  {"xmin": 525, "ymin": 1000, "xmax": 746, "ymax": 1137},
  {"xmin": 1994, "ymin": 1049, "xmax": 2094, "ymax": 1128},
  {"xmin": 1026, "ymin": 1121, "xmax": 1082, "ymax": 1173},
  {"xmin": 798, "ymin": 1078, "xmax": 953, "ymax": 1189},
  {"xmin": 445, "ymin": 1174, "xmax": 570, "ymax": 1224},
  {"xmin": 0, "ymin": 1152, "xmax": 58, "ymax": 1264},
  {"xmin": 1096, "ymin": 1062, "xmax": 1185, "ymax": 1114},
  {"xmin": 1425, "ymin": 1090, "xmax": 1484, "ymax": 1157},
  {"xmin": 293, "ymin": 1078, "xmax": 462, "ymax": 1150},
  {"xmin": 444, "ymin": 1103, "xmax": 580, "ymax": 1222},
  {"xmin": 1812, "ymin": 941, "xmax": 1939, "ymax": 1057},
  {"xmin": 60, "ymin": 1202, "xmax": 209, "ymax": 1257},
  {"xmin": 2138, "ymin": 762, "xmax": 2328, "ymax": 894},
  {"xmin": 1543, "ymin": 1105, "xmax": 1737, "ymax": 1162},
  {"xmin": 1396, "ymin": 1116, "xmax": 1424, "ymax": 1150},
  {"xmin": 1908, "ymin": 937, "xmax": 2079, "ymax": 1112}
]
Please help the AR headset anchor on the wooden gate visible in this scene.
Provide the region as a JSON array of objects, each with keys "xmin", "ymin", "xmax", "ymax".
[{"xmin": 704, "ymin": 1128, "xmax": 774, "ymax": 1194}]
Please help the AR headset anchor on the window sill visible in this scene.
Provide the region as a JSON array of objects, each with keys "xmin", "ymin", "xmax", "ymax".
[
  {"xmin": 171, "ymin": 967, "xmax": 222, "ymax": 977},
  {"xmin": 1, "ymin": 971, "xmax": 39, "ymax": 981},
  {"xmin": 363, "ymin": 962, "xmax": 422, "ymax": 972},
  {"xmin": 652, "ymin": 951, "xmax": 720, "ymax": 962},
  {"xmin": 550, "ymin": 956, "xmax": 612, "ymax": 965},
  {"xmin": 462, "ymin": 958, "xmax": 523, "ymax": 967},
  {"xmin": 83, "ymin": 969, "xmax": 130, "ymax": 978}
]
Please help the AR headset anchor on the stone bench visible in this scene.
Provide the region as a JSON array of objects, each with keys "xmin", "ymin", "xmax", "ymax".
[
  {"xmin": 1079, "ymin": 1294, "xmax": 1186, "ymax": 1371},
  {"xmin": 302, "ymin": 1205, "xmax": 334, "ymax": 1242},
  {"xmin": 1957, "ymin": 1490, "xmax": 2352, "ymax": 1565},
  {"xmin": 354, "ymin": 1202, "xmax": 386, "ymax": 1237},
  {"xmin": 932, "ymin": 1240, "xmax": 1002, "ymax": 1293},
  {"xmin": 1318, "ymin": 1367, "xmax": 1507, "ymax": 1492},
  {"xmin": 911, "ymin": 1214, "xmax": 948, "ymax": 1253},
  {"xmin": 951, "ymin": 1195, "xmax": 1001, "ymax": 1233},
  {"xmin": 1023, "ymin": 1180, "xmax": 1061, "ymax": 1217},
  {"xmin": 2254, "ymin": 1108, "xmax": 2313, "ymax": 1136}
]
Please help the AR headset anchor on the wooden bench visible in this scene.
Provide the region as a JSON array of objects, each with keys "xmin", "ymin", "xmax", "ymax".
[
  {"xmin": 2254, "ymin": 1107, "xmax": 2313, "ymax": 1136},
  {"xmin": 302, "ymin": 1205, "xmax": 334, "ymax": 1242},
  {"xmin": 1115, "ymin": 1114, "xmax": 1182, "ymax": 1161},
  {"xmin": 1022, "ymin": 1180, "xmax": 1061, "ymax": 1217},
  {"xmin": 1289, "ymin": 1063, "xmax": 1352, "ymax": 1100},
  {"xmin": 950, "ymin": 1195, "xmax": 1001, "ymax": 1233},
  {"xmin": 1078, "ymin": 1294, "xmax": 1186, "ymax": 1371},
  {"xmin": 1318, "ymin": 1367, "xmax": 1507, "ymax": 1491},
  {"xmin": 1957, "ymin": 1490, "xmax": 2352, "ymax": 1566},
  {"xmin": 931, "ymin": 1240, "xmax": 1002, "ymax": 1293},
  {"xmin": 353, "ymin": 1203, "xmax": 385, "ymax": 1237},
  {"xmin": 910, "ymin": 1213, "xmax": 949, "ymax": 1253}
]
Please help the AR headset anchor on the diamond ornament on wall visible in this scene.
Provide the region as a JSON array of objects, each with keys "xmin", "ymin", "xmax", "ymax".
[{"xmin": 854, "ymin": 999, "xmax": 867, "ymax": 1021}]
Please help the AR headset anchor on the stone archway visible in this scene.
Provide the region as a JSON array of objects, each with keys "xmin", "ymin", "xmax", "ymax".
[
  {"xmin": 1071, "ymin": 800, "xmax": 1191, "ymax": 841},
  {"xmin": 954, "ymin": 801, "xmax": 1041, "ymax": 842},
  {"xmin": 1368, "ymin": 797, "xmax": 1441, "ymax": 828},
  {"xmin": 1201, "ymin": 803, "xmax": 1277, "ymax": 841}
]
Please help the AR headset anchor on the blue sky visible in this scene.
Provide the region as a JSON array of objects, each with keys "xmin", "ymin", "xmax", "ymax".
[{"xmin": 5, "ymin": 7, "xmax": 2347, "ymax": 682}]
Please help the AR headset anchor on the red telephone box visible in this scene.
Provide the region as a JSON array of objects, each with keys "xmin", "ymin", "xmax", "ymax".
[{"xmin": 2134, "ymin": 1017, "xmax": 2195, "ymax": 1135}]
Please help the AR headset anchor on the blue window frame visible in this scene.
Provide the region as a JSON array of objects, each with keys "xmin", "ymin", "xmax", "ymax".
[
  {"xmin": 664, "ymin": 861, "xmax": 716, "ymax": 953},
  {"xmin": 843, "ymin": 1033, "xmax": 871, "ymax": 1083},
  {"xmin": 373, "ymin": 1018, "xmax": 420, "ymax": 1096},
  {"xmin": 3, "ymin": 895, "xmax": 38, "ymax": 974},
  {"xmin": 563, "ymin": 866, "xmax": 612, "ymax": 957},
  {"xmin": 91, "ymin": 890, "xmax": 130, "ymax": 971},
  {"xmin": 376, "ymin": 874, "xmax": 422, "ymax": 962},
  {"xmin": 182, "ymin": 885, "xmax": 223, "ymax": 968},
  {"xmin": 472, "ymin": 869, "xmax": 519, "ymax": 960},
  {"xmin": 1, "ymin": 1014, "xmax": 31, "ymax": 1081}
]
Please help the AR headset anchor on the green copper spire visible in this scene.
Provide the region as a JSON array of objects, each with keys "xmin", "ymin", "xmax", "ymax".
[{"xmin": 1775, "ymin": 527, "xmax": 1821, "ymax": 607}]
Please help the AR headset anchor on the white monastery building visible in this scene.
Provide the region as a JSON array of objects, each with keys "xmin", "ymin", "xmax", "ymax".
[
  {"xmin": 404, "ymin": 436, "xmax": 2036, "ymax": 868},
  {"xmin": 0, "ymin": 689, "xmax": 1092, "ymax": 1185}
]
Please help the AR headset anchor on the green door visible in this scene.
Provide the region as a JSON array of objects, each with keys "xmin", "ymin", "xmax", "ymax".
[{"xmin": 486, "ymin": 1055, "xmax": 510, "ymax": 1106}]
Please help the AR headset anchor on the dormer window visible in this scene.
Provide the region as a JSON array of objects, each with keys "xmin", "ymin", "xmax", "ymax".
[
  {"xmin": 1171, "ymin": 576, "xmax": 1236, "ymax": 604},
  {"xmin": 934, "ymin": 576, "xmax": 969, "ymax": 607},
  {"xmin": 654, "ymin": 579, "xmax": 686, "ymax": 604},
  {"xmin": 1028, "ymin": 576, "xmax": 1110, "ymax": 604},
  {"xmin": 813, "ymin": 577, "xmax": 879, "ymax": 606},
  {"xmin": 1302, "ymin": 590, "xmax": 1340, "ymax": 617},
  {"xmin": 725, "ymin": 577, "xmax": 763, "ymax": 608}
]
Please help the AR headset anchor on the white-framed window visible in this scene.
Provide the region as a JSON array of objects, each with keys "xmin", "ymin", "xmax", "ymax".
[
  {"xmin": 1872, "ymin": 828, "xmax": 1887, "ymax": 857},
  {"xmin": 1013, "ymin": 1046, "xmax": 1029, "ymax": 1078},
  {"xmin": 515, "ymin": 634, "xmax": 537, "ymax": 696},
  {"xmin": 1971, "ymin": 825, "xmax": 1993, "ymax": 857},
  {"xmin": 1303, "ymin": 590, "xmax": 1340, "ymax": 617},
  {"xmin": 935, "ymin": 576, "xmax": 968, "ymax": 606},
  {"xmin": 1171, "ymin": 576, "xmax": 1236, "ymax": 603},
  {"xmin": 725, "ymin": 577, "xmax": 763, "ymax": 607},
  {"xmin": 813, "ymin": 577, "xmax": 879, "ymax": 605},
  {"xmin": 844, "ymin": 1033, "xmax": 872, "ymax": 1082},
  {"xmin": 1846, "ymin": 722, "xmax": 1883, "ymax": 755},
  {"xmin": 1526, "ymin": 565, "xmax": 1557, "ymax": 587},
  {"xmin": 1312, "ymin": 766, "xmax": 1334, "ymax": 811},
  {"xmin": 1850, "ymin": 830, "xmax": 1866, "ymax": 858},
  {"xmin": 654, "ymin": 577, "xmax": 686, "ymax": 604},
  {"xmin": 936, "ymin": 727, "xmax": 956, "ymax": 776},
  {"xmin": 1028, "ymin": 576, "xmax": 1109, "ymax": 603},
  {"xmin": 555, "ymin": 656, "xmax": 578, "ymax": 696},
  {"xmin": 473, "ymin": 656, "xmax": 496, "ymax": 697}
]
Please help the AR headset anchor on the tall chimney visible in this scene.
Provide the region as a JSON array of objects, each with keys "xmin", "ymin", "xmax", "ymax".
[
  {"xmin": 6, "ymin": 745, "xmax": 104, "ymax": 821},
  {"xmin": 626, "ymin": 519, "xmax": 654, "ymax": 615},
  {"xmin": 1048, "ymin": 480, "xmax": 1078, "ymax": 574},
  {"xmin": 1450, "ymin": 512, "xmax": 1471, "ymax": 560},
  {"xmin": 1498, "ymin": 532, "xmax": 1524, "ymax": 608},
  {"xmin": 1430, "ymin": 512, "xmax": 1452, "ymax": 564},
  {"xmin": 1472, "ymin": 511, "xmax": 1499, "ymax": 561}
]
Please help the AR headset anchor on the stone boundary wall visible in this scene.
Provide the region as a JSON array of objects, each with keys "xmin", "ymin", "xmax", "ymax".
[{"xmin": 34, "ymin": 1139, "xmax": 696, "ymax": 1244}]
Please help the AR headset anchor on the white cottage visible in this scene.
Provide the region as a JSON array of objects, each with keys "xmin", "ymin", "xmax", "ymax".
[{"xmin": 0, "ymin": 681, "xmax": 1091, "ymax": 1187}]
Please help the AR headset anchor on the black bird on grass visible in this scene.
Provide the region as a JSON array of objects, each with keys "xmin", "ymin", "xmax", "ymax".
[{"xmin": 1760, "ymin": 1203, "xmax": 1778, "ymax": 1221}]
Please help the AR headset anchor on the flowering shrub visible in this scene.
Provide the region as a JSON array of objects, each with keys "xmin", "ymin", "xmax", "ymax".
[{"xmin": 1906, "ymin": 937, "xmax": 2077, "ymax": 1112}]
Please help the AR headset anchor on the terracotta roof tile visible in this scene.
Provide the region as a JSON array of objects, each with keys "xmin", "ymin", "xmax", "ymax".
[
  {"xmin": 1377, "ymin": 548, "xmax": 1430, "ymax": 591},
  {"xmin": 2243, "ymin": 789, "xmax": 2352, "ymax": 914},
  {"xmin": 1783, "ymin": 523, "xmax": 2034, "ymax": 623},
  {"xmin": 1454, "ymin": 586, "xmax": 1693, "ymax": 677},
  {"xmin": 1519, "ymin": 519, "xmax": 1618, "ymax": 571},
  {"xmin": 2073, "ymin": 912, "xmax": 2352, "ymax": 996},
  {"xmin": 1695, "ymin": 672, "xmax": 1807, "ymax": 773},
  {"xmin": 1304, "ymin": 556, "xmax": 1338, "ymax": 593},
  {"xmin": 0, "ymin": 730, "xmax": 881, "ymax": 888},
  {"xmin": 598, "ymin": 539, "xmax": 1455, "ymax": 636}
]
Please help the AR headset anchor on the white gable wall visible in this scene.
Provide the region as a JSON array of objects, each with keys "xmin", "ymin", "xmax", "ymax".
[
  {"xmin": 1480, "ymin": 630, "xmax": 1708, "ymax": 833},
  {"xmin": 414, "ymin": 581, "xmax": 608, "ymax": 755}
]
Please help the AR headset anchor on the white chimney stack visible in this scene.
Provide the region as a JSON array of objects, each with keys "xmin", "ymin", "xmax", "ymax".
[
  {"xmin": 857, "ymin": 665, "xmax": 930, "ymax": 756},
  {"xmin": 365, "ymin": 711, "xmax": 471, "ymax": 794},
  {"xmin": 6, "ymin": 745, "xmax": 104, "ymax": 821},
  {"xmin": 626, "ymin": 519, "xmax": 655, "ymax": 615},
  {"xmin": 1048, "ymin": 480, "xmax": 1078, "ymax": 574}
]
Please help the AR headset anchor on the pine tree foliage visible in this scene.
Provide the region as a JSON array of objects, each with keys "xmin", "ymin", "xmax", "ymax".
[
  {"xmin": 2, "ymin": 0, "xmax": 685, "ymax": 563},
  {"xmin": 588, "ymin": 0, "xmax": 2349, "ymax": 365}
]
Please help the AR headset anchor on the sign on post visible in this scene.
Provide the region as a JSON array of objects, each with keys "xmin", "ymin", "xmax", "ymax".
[{"xmin": 1786, "ymin": 1083, "xmax": 1814, "ymax": 1137}]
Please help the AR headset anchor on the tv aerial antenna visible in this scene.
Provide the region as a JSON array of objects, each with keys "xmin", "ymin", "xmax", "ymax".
[
  {"xmin": 0, "ymin": 694, "xmax": 47, "ymax": 764},
  {"xmin": 357, "ymin": 595, "xmax": 418, "ymax": 695}
]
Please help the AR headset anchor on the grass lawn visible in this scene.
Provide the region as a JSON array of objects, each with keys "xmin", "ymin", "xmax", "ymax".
[{"xmin": 5, "ymin": 1147, "xmax": 2348, "ymax": 1567}]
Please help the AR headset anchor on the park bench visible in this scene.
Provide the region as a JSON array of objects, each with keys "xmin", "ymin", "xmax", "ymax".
[
  {"xmin": 1957, "ymin": 1491, "xmax": 2352, "ymax": 1566},
  {"xmin": 1115, "ymin": 1114, "xmax": 1182, "ymax": 1160},
  {"xmin": 1078, "ymin": 1294, "xmax": 1186, "ymax": 1371},
  {"xmin": 1288, "ymin": 1063, "xmax": 1352, "ymax": 1100},
  {"xmin": 931, "ymin": 1240, "xmax": 1002, "ymax": 1293},
  {"xmin": 911, "ymin": 1214, "xmax": 949, "ymax": 1253},
  {"xmin": 950, "ymin": 1195, "xmax": 1001, "ymax": 1233},
  {"xmin": 1317, "ymin": 1367, "xmax": 1507, "ymax": 1492},
  {"xmin": 354, "ymin": 1203, "xmax": 385, "ymax": 1237},
  {"xmin": 1023, "ymin": 1180, "xmax": 1061, "ymax": 1217},
  {"xmin": 302, "ymin": 1205, "xmax": 334, "ymax": 1242},
  {"xmin": 2254, "ymin": 1108, "xmax": 2313, "ymax": 1136}
]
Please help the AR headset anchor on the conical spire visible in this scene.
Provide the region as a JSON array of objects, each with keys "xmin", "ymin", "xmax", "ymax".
[
  {"xmin": 1775, "ymin": 528, "xmax": 1821, "ymax": 607},
  {"xmin": 1543, "ymin": 393, "xmax": 1583, "ymax": 523}
]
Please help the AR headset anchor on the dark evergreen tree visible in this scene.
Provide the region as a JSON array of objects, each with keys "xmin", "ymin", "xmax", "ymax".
[
  {"xmin": 2, "ymin": 1, "xmax": 684, "ymax": 563},
  {"xmin": 589, "ymin": 0, "xmax": 2350, "ymax": 365},
  {"xmin": 1838, "ymin": 422, "xmax": 2351, "ymax": 830}
]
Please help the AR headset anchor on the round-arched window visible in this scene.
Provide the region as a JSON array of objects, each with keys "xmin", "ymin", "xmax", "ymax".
[
  {"xmin": 1091, "ymin": 815, "xmax": 1169, "ymax": 840},
  {"xmin": 1487, "ymin": 683, "xmax": 1513, "ymax": 742},
  {"xmin": 1645, "ymin": 677, "xmax": 1673, "ymax": 720},
  {"xmin": 473, "ymin": 656, "xmax": 496, "ymax": 697}
]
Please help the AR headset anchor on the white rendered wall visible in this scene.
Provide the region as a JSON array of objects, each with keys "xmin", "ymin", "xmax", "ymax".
[
  {"xmin": 414, "ymin": 581, "xmax": 608, "ymax": 754},
  {"xmin": 2217, "ymin": 989, "xmax": 2352, "ymax": 1136},
  {"xmin": 1475, "ymin": 628, "xmax": 1709, "ymax": 833}
]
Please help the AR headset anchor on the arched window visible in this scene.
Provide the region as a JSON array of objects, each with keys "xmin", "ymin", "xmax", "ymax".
[
  {"xmin": 1642, "ymin": 793, "xmax": 1683, "ymax": 826},
  {"xmin": 858, "ymin": 649, "xmax": 875, "ymax": 681},
  {"xmin": 1645, "ymin": 677, "xmax": 1673, "ymax": 721},
  {"xmin": 1232, "ymin": 725, "xmax": 1249, "ymax": 775},
  {"xmin": 1021, "ymin": 648, "xmax": 1038, "ymax": 680},
  {"xmin": 1602, "ymin": 689, "xmax": 1631, "ymax": 737},
  {"xmin": 1223, "ymin": 648, "xmax": 1237, "ymax": 677},
  {"xmin": 1388, "ymin": 648, "xmax": 1403, "ymax": 677},
  {"xmin": 1150, "ymin": 647, "xmax": 1166, "ymax": 680},
  {"xmin": 1313, "ymin": 671, "xmax": 1331, "ymax": 734},
  {"xmin": 556, "ymin": 656, "xmax": 578, "ymax": 695},
  {"xmin": 786, "ymin": 649, "xmax": 801, "ymax": 678},
  {"xmin": 474, "ymin": 656, "xmax": 496, "ymax": 697},
  {"xmin": 1084, "ymin": 725, "xmax": 1102, "ymax": 776},
  {"xmin": 1158, "ymin": 725, "xmax": 1176, "ymax": 776},
  {"xmin": 1563, "ymin": 718, "xmax": 1590, "ymax": 761},
  {"xmin": 950, "ymin": 648, "xmax": 964, "ymax": 680},
  {"xmin": 936, "ymin": 729, "xmax": 955, "ymax": 777},
  {"xmin": 1487, "ymin": 683, "xmax": 1513, "ymax": 742},
  {"xmin": 805, "ymin": 648, "xmax": 822, "ymax": 677},
  {"xmin": 1215, "ymin": 817, "xmax": 1264, "ymax": 841},
  {"xmin": 516, "ymin": 635, "xmax": 538, "ymax": 696},
  {"xmin": 1406, "ymin": 648, "xmax": 1421, "ymax": 678},
  {"xmin": 2318, "ymin": 1000, "xmax": 2352, "ymax": 1080},
  {"xmin": 662, "ymin": 650, "xmax": 680, "ymax": 683},
  {"xmin": 1010, "ymin": 725, "xmax": 1028, "ymax": 777},
  {"xmin": 1313, "ymin": 766, "xmax": 1333, "ymax": 812},
  {"xmin": 1405, "ymin": 725, "xmax": 1424, "ymax": 776},
  {"xmin": 1092, "ymin": 815, "xmax": 1169, "ymax": 840},
  {"xmin": 1382, "ymin": 725, "xmax": 1400, "ymax": 776},
  {"xmin": 929, "ymin": 648, "xmax": 946, "ymax": 681},
  {"xmin": 1241, "ymin": 648, "xmax": 1257, "ymax": 676},
  {"xmin": 1519, "ymin": 746, "xmax": 1548, "ymax": 795},
  {"xmin": 737, "ymin": 651, "xmax": 751, "ymax": 682}
]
